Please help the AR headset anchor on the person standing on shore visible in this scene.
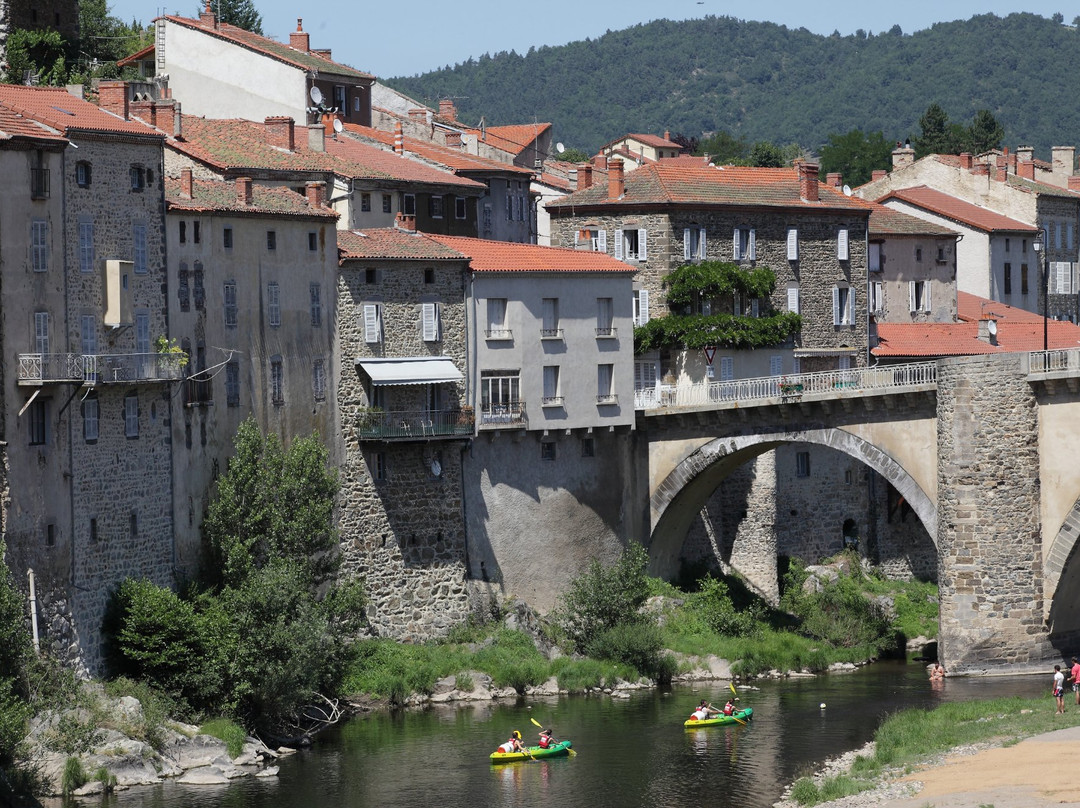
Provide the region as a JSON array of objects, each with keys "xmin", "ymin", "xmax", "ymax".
[
  {"xmin": 1053, "ymin": 664, "xmax": 1066, "ymax": 715},
  {"xmin": 1069, "ymin": 656, "xmax": 1080, "ymax": 708}
]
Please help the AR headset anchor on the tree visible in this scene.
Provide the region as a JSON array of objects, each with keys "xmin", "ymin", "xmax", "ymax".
[
  {"xmin": 78, "ymin": 0, "xmax": 149, "ymax": 64},
  {"xmin": 748, "ymin": 140, "xmax": 786, "ymax": 167},
  {"xmin": 819, "ymin": 128, "xmax": 894, "ymax": 186},
  {"xmin": 699, "ymin": 130, "xmax": 748, "ymax": 164},
  {"xmin": 198, "ymin": 0, "xmax": 263, "ymax": 34},
  {"xmin": 3, "ymin": 29, "xmax": 68, "ymax": 86},
  {"xmin": 966, "ymin": 109, "xmax": 1005, "ymax": 154},
  {"xmin": 555, "ymin": 147, "xmax": 590, "ymax": 163},
  {"xmin": 913, "ymin": 103, "xmax": 954, "ymax": 157}
]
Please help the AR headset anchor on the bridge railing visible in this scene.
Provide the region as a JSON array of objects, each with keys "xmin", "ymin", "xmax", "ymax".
[
  {"xmin": 635, "ymin": 361, "xmax": 937, "ymax": 410},
  {"xmin": 1028, "ymin": 349, "xmax": 1080, "ymax": 374}
]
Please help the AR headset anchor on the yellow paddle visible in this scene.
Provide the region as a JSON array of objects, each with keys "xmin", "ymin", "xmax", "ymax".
[
  {"xmin": 530, "ymin": 716, "xmax": 576, "ymax": 756},
  {"xmin": 727, "ymin": 682, "xmax": 748, "ymax": 725}
]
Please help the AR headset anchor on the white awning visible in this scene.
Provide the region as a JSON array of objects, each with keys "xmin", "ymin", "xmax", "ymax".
[{"xmin": 355, "ymin": 357, "xmax": 464, "ymax": 386}]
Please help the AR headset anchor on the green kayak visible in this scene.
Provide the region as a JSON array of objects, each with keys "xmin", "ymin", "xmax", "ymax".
[
  {"xmin": 490, "ymin": 739, "xmax": 574, "ymax": 763},
  {"xmin": 684, "ymin": 707, "xmax": 754, "ymax": 728}
]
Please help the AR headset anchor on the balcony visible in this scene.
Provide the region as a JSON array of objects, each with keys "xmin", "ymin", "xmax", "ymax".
[
  {"xmin": 596, "ymin": 394, "xmax": 619, "ymax": 405},
  {"xmin": 17, "ymin": 353, "xmax": 187, "ymax": 386},
  {"xmin": 485, "ymin": 328, "xmax": 513, "ymax": 341},
  {"xmin": 479, "ymin": 401, "xmax": 527, "ymax": 428},
  {"xmin": 541, "ymin": 395, "xmax": 564, "ymax": 407},
  {"xmin": 356, "ymin": 408, "xmax": 474, "ymax": 441},
  {"xmin": 540, "ymin": 328, "xmax": 564, "ymax": 340},
  {"xmin": 595, "ymin": 326, "xmax": 618, "ymax": 339}
]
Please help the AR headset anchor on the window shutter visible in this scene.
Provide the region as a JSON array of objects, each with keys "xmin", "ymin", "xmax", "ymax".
[
  {"xmin": 832, "ymin": 287, "xmax": 841, "ymax": 325},
  {"xmin": 787, "ymin": 286, "xmax": 800, "ymax": 314},
  {"xmin": 720, "ymin": 356, "xmax": 733, "ymax": 380},
  {"xmin": 364, "ymin": 304, "xmax": 380, "ymax": 343},
  {"xmin": 698, "ymin": 228, "xmax": 707, "ymax": 259},
  {"xmin": 748, "ymin": 228, "xmax": 757, "ymax": 260},
  {"xmin": 924, "ymin": 283, "xmax": 931, "ymax": 313},
  {"xmin": 837, "ymin": 228, "xmax": 849, "ymax": 261},
  {"xmin": 597, "ymin": 229, "xmax": 607, "ymax": 253},
  {"xmin": 869, "ymin": 242, "xmax": 881, "ymax": 272},
  {"xmin": 847, "ymin": 287, "xmax": 856, "ymax": 323},
  {"xmin": 422, "ymin": 303, "xmax": 438, "ymax": 341},
  {"xmin": 614, "ymin": 229, "xmax": 624, "ymax": 260},
  {"xmin": 683, "ymin": 228, "xmax": 691, "ymax": 261},
  {"xmin": 637, "ymin": 228, "xmax": 648, "ymax": 261},
  {"xmin": 909, "ymin": 281, "xmax": 916, "ymax": 312},
  {"xmin": 770, "ymin": 355, "xmax": 782, "ymax": 376},
  {"xmin": 733, "ymin": 228, "xmax": 741, "ymax": 260},
  {"xmin": 639, "ymin": 288, "xmax": 649, "ymax": 324},
  {"xmin": 787, "ymin": 227, "xmax": 798, "ymax": 261},
  {"xmin": 574, "ymin": 230, "xmax": 580, "ymax": 248}
]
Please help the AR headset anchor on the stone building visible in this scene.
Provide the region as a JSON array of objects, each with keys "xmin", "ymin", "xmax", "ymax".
[
  {"xmin": 0, "ymin": 0, "xmax": 79, "ymax": 67},
  {"xmin": 596, "ymin": 131, "xmax": 687, "ymax": 172},
  {"xmin": 164, "ymin": 170, "xmax": 340, "ymax": 580},
  {"xmin": 0, "ymin": 85, "xmax": 176, "ymax": 675}
]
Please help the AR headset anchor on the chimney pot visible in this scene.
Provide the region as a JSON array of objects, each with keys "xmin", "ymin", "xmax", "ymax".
[
  {"xmin": 236, "ymin": 177, "xmax": 253, "ymax": 206},
  {"xmin": 608, "ymin": 159, "xmax": 625, "ymax": 199},
  {"xmin": 290, "ymin": 18, "xmax": 310, "ymax": 52},
  {"xmin": 180, "ymin": 167, "xmax": 193, "ymax": 199},
  {"xmin": 395, "ymin": 211, "xmax": 416, "ymax": 232},
  {"xmin": 199, "ymin": 0, "xmax": 217, "ymax": 27},
  {"xmin": 826, "ymin": 172, "xmax": 842, "ymax": 188},
  {"xmin": 798, "ymin": 161, "xmax": 820, "ymax": 202}
]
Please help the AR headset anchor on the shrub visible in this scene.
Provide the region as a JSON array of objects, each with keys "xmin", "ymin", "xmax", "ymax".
[
  {"xmin": 474, "ymin": 630, "xmax": 547, "ymax": 692},
  {"xmin": 103, "ymin": 678, "xmax": 175, "ymax": 752},
  {"xmin": 585, "ymin": 622, "xmax": 671, "ymax": 682},
  {"xmin": 687, "ymin": 576, "xmax": 760, "ymax": 637},
  {"xmin": 454, "ymin": 673, "xmax": 474, "ymax": 692},
  {"xmin": 199, "ymin": 718, "xmax": 247, "ymax": 759},
  {"xmin": 556, "ymin": 543, "xmax": 652, "ymax": 653},
  {"xmin": 61, "ymin": 756, "xmax": 86, "ymax": 796}
]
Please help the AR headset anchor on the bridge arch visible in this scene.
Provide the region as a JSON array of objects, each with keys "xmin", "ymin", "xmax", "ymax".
[
  {"xmin": 1045, "ymin": 493, "xmax": 1080, "ymax": 644},
  {"xmin": 647, "ymin": 427, "xmax": 938, "ymax": 580}
]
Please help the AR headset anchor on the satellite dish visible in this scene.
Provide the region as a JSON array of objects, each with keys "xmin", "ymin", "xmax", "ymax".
[
  {"xmin": 988, "ymin": 320, "xmax": 998, "ymax": 336},
  {"xmin": 309, "ymin": 86, "xmax": 324, "ymax": 105},
  {"xmin": 842, "ymin": 184, "xmax": 852, "ymax": 196},
  {"xmin": 556, "ymin": 142, "xmax": 565, "ymax": 154},
  {"xmin": 332, "ymin": 118, "xmax": 343, "ymax": 134}
]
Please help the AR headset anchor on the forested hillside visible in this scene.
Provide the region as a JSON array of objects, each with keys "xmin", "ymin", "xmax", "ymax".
[{"xmin": 385, "ymin": 12, "xmax": 1080, "ymax": 156}]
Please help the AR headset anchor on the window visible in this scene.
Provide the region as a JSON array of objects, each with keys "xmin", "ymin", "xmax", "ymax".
[
  {"xmin": 179, "ymin": 221, "xmax": 187, "ymax": 243},
  {"xmin": 125, "ymin": 394, "xmax": 139, "ymax": 438},
  {"xmin": 45, "ymin": 523, "xmax": 56, "ymax": 546},
  {"xmin": 81, "ymin": 314, "xmax": 97, "ymax": 355},
  {"xmin": 383, "ymin": 194, "xmax": 392, "ymax": 213},
  {"xmin": 915, "ymin": 247, "xmax": 923, "ymax": 262},
  {"xmin": 937, "ymin": 245, "xmax": 946, "ymax": 262},
  {"xmin": 29, "ymin": 399, "xmax": 47, "ymax": 445},
  {"xmin": 684, "ymin": 227, "xmax": 707, "ymax": 261},
  {"xmin": 480, "ymin": 371, "xmax": 520, "ymax": 414},
  {"xmin": 719, "ymin": 356, "xmax": 733, "ymax": 381},
  {"xmin": 1069, "ymin": 223, "xmax": 1075, "ymax": 251},
  {"xmin": 486, "ymin": 298, "xmax": 509, "ymax": 339},
  {"xmin": 373, "ymin": 451, "xmax": 388, "ymax": 481},
  {"xmin": 34, "ymin": 311, "xmax": 50, "ymax": 354},
  {"xmin": 1056, "ymin": 222, "xmax": 1062, "ymax": 249},
  {"xmin": 869, "ymin": 281, "xmax": 884, "ymax": 313},
  {"xmin": 193, "ymin": 221, "xmax": 200, "ymax": 243},
  {"xmin": 129, "ymin": 166, "xmax": 144, "ymax": 190},
  {"xmin": 540, "ymin": 441, "xmax": 556, "ymax": 461},
  {"xmin": 361, "ymin": 193, "xmax": 371, "ymax": 212},
  {"xmin": 363, "ymin": 303, "xmax": 383, "ymax": 343},
  {"xmin": 634, "ymin": 360, "xmax": 657, "ymax": 396},
  {"xmin": 838, "ymin": 355, "xmax": 852, "ymax": 370},
  {"xmin": 307, "ymin": 283, "xmax": 322, "ymax": 327},
  {"xmin": 424, "ymin": 267, "xmax": 435, "ymax": 284},
  {"xmin": 597, "ymin": 364, "xmax": 615, "ymax": 403},
  {"xmin": 1021, "ymin": 264, "xmax": 1029, "ymax": 295},
  {"xmin": 130, "ymin": 512, "xmax": 138, "ymax": 538},
  {"xmin": 223, "ymin": 226, "xmax": 233, "ymax": 249},
  {"xmin": 542, "ymin": 297, "xmax": 561, "ymax": 337},
  {"xmin": 542, "ymin": 365, "xmax": 561, "ymax": 406},
  {"xmin": 614, "ymin": 228, "xmax": 647, "ymax": 261},
  {"xmin": 596, "ymin": 297, "xmax": 614, "ymax": 337},
  {"xmin": 1004, "ymin": 263, "xmax": 1012, "ymax": 295},
  {"xmin": 135, "ymin": 311, "xmax": 150, "ymax": 358},
  {"xmin": 76, "ymin": 161, "xmax": 91, "ymax": 187},
  {"xmin": 267, "ymin": 282, "xmax": 280, "ymax": 327},
  {"xmin": 224, "ymin": 281, "xmax": 238, "ymax": 327},
  {"xmin": 430, "ymin": 195, "xmax": 444, "ymax": 218},
  {"xmin": 84, "ymin": 396, "xmax": 99, "ymax": 441},
  {"xmin": 89, "ymin": 517, "xmax": 98, "ymax": 543},
  {"xmin": 226, "ymin": 361, "xmax": 240, "ymax": 407},
  {"xmin": 581, "ymin": 437, "xmax": 595, "ymax": 458},
  {"xmin": 632, "ymin": 289, "xmax": 650, "ymax": 326},
  {"xmin": 909, "ymin": 280, "xmax": 931, "ymax": 313},
  {"xmin": 1005, "ymin": 237, "xmax": 1011, "ymax": 253},
  {"xmin": 833, "ymin": 286, "xmax": 855, "ymax": 326},
  {"xmin": 505, "ymin": 193, "xmax": 513, "ymax": 221},
  {"xmin": 178, "ymin": 265, "xmax": 190, "ymax": 312},
  {"xmin": 1052, "ymin": 261, "xmax": 1074, "ymax": 294},
  {"xmin": 796, "ymin": 451, "xmax": 811, "ymax": 478},
  {"xmin": 308, "ymin": 232, "xmax": 318, "ymax": 251},
  {"xmin": 365, "ymin": 268, "xmax": 377, "ymax": 284},
  {"xmin": 787, "ymin": 285, "xmax": 800, "ymax": 314},
  {"xmin": 733, "ymin": 227, "xmax": 756, "ymax": 261},
  {"xmin": 422, "ymin": 302, "xmax": 441, "ymax": 341},
  {"xmin": 133, "ymin": 223, "xmax": 147, "ymax": 274},
  {"xmin": 31, "ymin": 220, "xmax": 48, "ymax": 271},
  {"xmin": 837, "ymin": 228, "xmax": 850, "ymax": 261},
  {"xmin": 455, "ymin": 197, "xmax": 467, "ymax": 219},
  {"xmin": 786, "ymin": 227, "xmax": 799, "ymax": 261},
  {"xmin": 770, "ymin": 355, "xmax": 783, "ymax": 376},
  {"xmin": 270, "ymin": 358, "xmax": 284, "ymax": 405},
  {"xmin": 403, "ymin": 194, "xmax": 416, "ymax": 215},
  {"xmin": 333, "ymin": 85, "xmax": 346, "ymax": 111},
  {"xmin": 79, "ymin": 220, "xmax": 94, "ymax": 273},
  {"xmin": 266, "ymin": 230, "xmax": 276, "ymax": 251},
  {"xmin": 869, "ymin": 242, "xmax": 882, "ymax": 272},
  {"xmin": 313, "ymin": 359, "xmax": 326, "ymax": 401},
  {"xmin": 575, "ymin": 227, "xmax": 606, "ymax": 252}
]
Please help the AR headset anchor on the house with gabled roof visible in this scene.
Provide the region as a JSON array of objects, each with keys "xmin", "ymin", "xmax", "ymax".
[
  {"xmin": 157, "ymin": 5, "xmax": 374, "ymax": 127},
  {"xmin": 598, "ymin": 131, "xmax": 687, "ymax": 172}
]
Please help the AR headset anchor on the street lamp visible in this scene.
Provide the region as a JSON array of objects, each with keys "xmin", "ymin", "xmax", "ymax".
[{"xmin": 1034, "ymin": 232, "xmax": 1049, "ymax": 353}]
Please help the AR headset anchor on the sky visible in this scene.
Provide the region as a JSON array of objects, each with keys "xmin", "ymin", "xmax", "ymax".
[{"xmin": 111, "ymin": 1, "xmax": 1072, "ymax": 78}]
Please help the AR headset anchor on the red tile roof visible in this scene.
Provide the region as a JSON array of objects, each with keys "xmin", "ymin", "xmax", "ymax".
[
  {"xmin": 0, "ymin": 106, "xmax": 67, "ymax": 142},
  {"xmin": 957, "ymin": 291, "xmax": 1045, "ymax": 322},
  {"xmin": 874, "ymin": 320, "xmax": 1080, "ymax": 356},
  {"xmin": 338, "ymin": 228, "xmax": 467, "ymax": 262},
  {"xmin": 427, "ymin": 234, "xmax": 636, "ymax": 273},
  {"xmin": 860, "ymin": 199, "xmax": 958, "ymax": 237},
  {"xmin": 0, "ymin": 85, "xmax": 160, "ymax": 139},
  {"xmin": 167, "ymin": 116, "xmax": 484, "ymax": 189},
  {"xmin": 451, "ymin": 122, "xmax": 550, "ymax": 157},
  {"xmin": 625, "ymin": 133, "xmax": 682, "ymax": 150},
  {"xmin": 342, "ymin": 123, "xmax": 532, "ymax": 176},
  {"xmin": 548, "ymin": 162, "xmax": 870, "ymax": 212},
  {"xmin": 163, "ymin": 15, "xmax": 373, "ymax": 81},
  {"xmin": 117, "ymin": 44, "xmax": 155, "ymax": 67},
  {"xmin": 165, "ymin": 176, "xmax": 336, "ymax": 218},
  {"xmin": 877, "ymin": 186, "xmax": 1039, "ymax": 233}
]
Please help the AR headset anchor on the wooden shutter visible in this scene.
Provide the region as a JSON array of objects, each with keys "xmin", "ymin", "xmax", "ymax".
[
  {"xmin": 748, "ymin": 229, "xmax": 757, "ymax": 260},
  {"xmin": 422, "ymin": 302, "xmax": 438, "ymax": 341},
  {"xmin": 847, "ymin": 287, "xmax": 856, "ymax": 323},
  {"xmin": 787, "ymin": 227, "xmax": 798, "ymax": 261},
  {"xmin": 638, "ymin": 288, "xmax": 649, "ymax": 325},
  {"xmin": 698, "ymin": 228, "xmax": 707, "ymax": 259},
  {"xmin": 719, "ymin": 356, "xmax": 733, "ymax": 381},
  {"xmin": 909, "ymin": 281, "xmax": 916, "ymax": 312},
  {"xmin": 597, "ymin": 229, "xmax": 607, "ymax": 253},
  {"xmin": 683, "ymin": 228, "xmax": 691, "ymax": 261},
  {"xmin": 364, "ymin": 304, "xmax": 380, "ymax": 343},
  {"xmin": 787, "ymin": 286, "xmax": 800, "ymax": 313},
  {"xmin": 637, "ymin": 228, "xmax": 648, "ymax": 261},
  {"xmin": 837, "ymin": 228, "xmax": 849, "ymax": 261},
  {"xmin": 733, "ymin": 228, "xmax": 741, "ymax": 260},
  {"xmin": 614, "ymin": 229, "xmax": 624, "ymax": 260},
  {"xmin": 832, "ymin": 287, "xmax": 841, "ymax": 325},
  {"xmin": 923, "ymin": 283, "xmax": 931, "ymax": 312}
]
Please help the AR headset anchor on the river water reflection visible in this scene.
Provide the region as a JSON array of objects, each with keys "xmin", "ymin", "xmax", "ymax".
[{"xmin": 103, "ymin": 662, "xmax": 1047, "ymax": 808}]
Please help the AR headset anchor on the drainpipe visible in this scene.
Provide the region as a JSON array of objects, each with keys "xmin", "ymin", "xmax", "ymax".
[{"xmin": 28, "ymin": 568, "xmax": 40, "ymax": 654}]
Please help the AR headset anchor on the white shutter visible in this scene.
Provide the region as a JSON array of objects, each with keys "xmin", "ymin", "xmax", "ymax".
[
  {"xmin": 597, "ymin": 229, "xmax": 607, "ymax": 253},
  {"xmin": 698, "ymin": 228, "xmax": 707, "ymax": 259},
  {"xmin": 847, "ymin": 287, "xmax": 856, "ymax": 323},
  {"xmin": 832, "ymin": 287, "xmax": 841, "ymax": 325},
  {"xmin": 733, "ymin": 228, "xmax": 741, "ymax": 260},
  {"xmin": 924, "ymin": 283, "xmax": 931, "ymax": 313},
  {"xmin": 614, "ymin": 229, "xmax": 623, "ymax": 260},
  {"xmin": 787, "ymin": 286, "xmax": 800, "ymax": 313},
  {"xmin": 683, "ymin": 228, "xmax": 691, "ymax": 261},
  {"xmin": 869, "ymin": 242, "xmax": 881, "ymax": 272},
  {"xmin": 638, "ymin": 288, "xmax": 649, "ymax": 325},
  {"xmin": 909, "ymin": 282, "xmax": 916, "ymax": 312},
  {"xmin": 748, "ymin": 228, "xmax": 757, "ymax": 260},
  {"xmin": 770, "ymin": 355, "xmax": 783, "ymax": 376},
  {"xmin": 719, "ymin": 356, "xmax": 733, "ymax": 381},
  {"xmin": 422, "ymin": 302, "xmax": 438, "ymax": 341},
  {"xmin": 637, "ymin": 228, "xmax": 648, "ymax": 261},
  {"xmin": 787, "ymin": 227, "xmax": 798, "ymax": 261},
  {"xmin": 838, "ymin": 228, "xmax": 850, "ymax": 261},
  {"xmin": 364, "ymin": 303, "xmax": 380, "ymax": 343},
  {"xmin": 574, "ymin": 230, "xmax": 580, "ymax": 248}
]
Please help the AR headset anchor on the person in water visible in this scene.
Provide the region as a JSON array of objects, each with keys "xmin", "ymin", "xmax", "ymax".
[
  {"xmin": 691, "ymin": 700, "xmax": 719, "ymax": 720},
  {"xmin": 538, "ymin": 729, "xmax": 556, "ymax": 749},
  {"xmin": 498, "ymin": 730, "xmax": 525, "ymax": 753}
]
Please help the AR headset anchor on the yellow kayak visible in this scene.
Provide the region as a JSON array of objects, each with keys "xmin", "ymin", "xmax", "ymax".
[
  {"xmin": 489, "ymin": 740, "xmax": 573, "ymax": 763},
  {"xmin": 684, "ymin": 707, "xmax": 753, "ymax": 727}
]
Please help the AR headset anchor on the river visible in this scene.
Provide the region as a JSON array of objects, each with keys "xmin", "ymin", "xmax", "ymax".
[{"xmin": 101, "ymin": 662, "xmax": 1047, "ymax": 808}]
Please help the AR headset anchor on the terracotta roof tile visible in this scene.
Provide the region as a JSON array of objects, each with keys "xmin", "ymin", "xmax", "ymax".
[
  {"xmin": 877, "ymin": 186, "xmax": 1038, "ymax": 233},
  {"xmin": 450, "ymin": 122, "xmax": 550, "ymax": 157},
  {"xmin": 0, "ymin": 106, "xmax": 67, "ymax": 141},
  {"xmin": 427, "ymin": 234, "xmax": 636, "ymax": 273},
  {"xmin": 337, "ymin": 228, "xmax": 466, "ymax": 261},
  {"xmin": 957, "ymin": 291, "xmax": 1046, "ymax": 323},
  {"xmin": 163, "ymin": 15, "xmax": 373, "ymax": 81},
  {"xmin": 342, "ymin": 124, "xmax": 532, "ymax": 176},
  {"xmin": 117, "ymin": 43, "xmax": 155, "ymax": 67},
  {"xmin": 0, "ymin": 85, "xmax": 161, "ymax": 139},
  {"xmin": 165, "ymin": 176, "xmax": 336, "ymax": 218},
  {"xmin": 874, "ymin": 317, "xmax": 1080, "ymax": 357},
  {"xmin": 862, "ymin": 200, "xmax": 958, "ymax": 237}
]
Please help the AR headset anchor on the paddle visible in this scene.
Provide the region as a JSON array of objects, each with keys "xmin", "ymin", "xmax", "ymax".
[
  {"xmin": 727, "ymin": 682, "xmax": 748, "ymax": 725},
  {"xmin": 530, "ymin": 716, "xmax": 576, "ymax": 756}
]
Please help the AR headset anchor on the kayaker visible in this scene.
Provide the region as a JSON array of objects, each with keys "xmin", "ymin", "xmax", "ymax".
[
  {"xmin": 722, "ymin": 698, "xmax": 738, "ymax": 716},
  {"xmin": 498, "ymin": 731, "xmax": 524, "ymax": 753},
  {"xmin": 690, "ymin": 700, "xmax": 719, "ymax": 721},
  {"xmin": 538, "ymin": 729, "xmax": 555, "ymax": 749}
]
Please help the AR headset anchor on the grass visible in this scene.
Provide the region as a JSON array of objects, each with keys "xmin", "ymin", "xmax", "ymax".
[{"xmin": 198, "ymin": 718, "xmax": 247, "ymax": 759}]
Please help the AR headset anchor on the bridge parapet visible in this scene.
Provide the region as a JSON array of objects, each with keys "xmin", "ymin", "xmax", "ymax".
[
  {"xmin": 635, "ymin": 361, "xmax": 937, "ymax": 411},
  {"xmin": 1028, "ymin": 349, "xmax": 1080, "ymax": 378}
]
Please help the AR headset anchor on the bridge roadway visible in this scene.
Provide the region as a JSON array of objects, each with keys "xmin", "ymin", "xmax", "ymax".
[{"xmin": 634, "ymin": 351, "xmax": 1080, "ymax": 672}]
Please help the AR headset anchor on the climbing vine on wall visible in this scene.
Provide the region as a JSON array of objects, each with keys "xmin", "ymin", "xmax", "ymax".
[{"xmin": 665, "ymin": 261, "xmax": 777, "ymax": 306}]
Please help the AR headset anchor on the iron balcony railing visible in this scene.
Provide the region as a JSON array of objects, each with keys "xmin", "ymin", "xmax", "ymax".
[
  {"xmin": 479, "ymin": 401, "xmax": 527, "ymax": 428},
  {"xmin": 356, "ymin": 408, "xmax": 474, "ymax": 440},
  {"xmin": 18, "ymin": 352, "xmax": 187, "ymax": 386},
  {"xmin": 634, "ymin": 361, "xmax": 938, "ymax": 410}
]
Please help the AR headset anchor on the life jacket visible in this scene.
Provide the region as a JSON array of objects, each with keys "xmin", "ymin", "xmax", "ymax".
[
  {"xmin": 499, "ymin": 740, "xmax": 515, "ymax": 753},
  {"xmin": 723, "ymin": 703, "xmax": 735, "ymax": 715},
  {"xmin": 539, "ymin": 735, "xmax": 551, "ymax": 748}
]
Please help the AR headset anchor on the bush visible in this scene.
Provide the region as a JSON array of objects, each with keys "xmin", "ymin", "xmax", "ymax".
[
  {"xmin": 474, "ymin": 630, "xmax": 547, "ymax": 692},
  {"xmin": 556, "ymin": 543, "xmax": 652, "ymax": 653},
  {"xmin": 103, "ymin": 678, "xmax": 175, "ymax": 752},
  {"xmin": 585, "ymin": 622, "xmax": 670, "ymax": 682},
  {"xmin": 687, "ymin": 576, "xmax": 761, "ymax": 637},
  {"xmin": 61, "ymin": 756, "xmax": 86, "ymax": 796},
  {"xmin": 199, "ymin": 718, "xmax": 247, "ymax": 759}
]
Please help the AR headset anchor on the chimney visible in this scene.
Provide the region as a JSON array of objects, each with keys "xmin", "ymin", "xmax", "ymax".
[
  {"xmin": 290, "ymin": 19, "xmax": 310, "ymax": 52},
  {"xmin": 393, "ymin": 122, "xmax": 403, "ymax": 154},
  {"xmin": 1052, "ymin": 146, "xmax": 1076, "ymax": 182},
  {"xmin": 312, "ymin": 48, "xmax": 331, "ymax": 60},
  {"xmin": 265, "ymin": 116, "xmax": 295, "ymax": 151},
  {"xmin": 972, "ymin": 162, "xmax": 990, "ymax": 177},
  {"xmin": 798, "ymin": 161, "xmax": 820, "ymax": 202},
  {"xmin": 445, "ymin": 130, "xmax": 461, "ymax": 147},
  {"xmin": 607, "ymin": 159, "xmax": 624, "ymax": 199},
  {"xmin": 408, "ymin": 108, "xmax": 427, "ymax": 121},
  {"xmin": 891, "ymin": 143, "xmax": 915, "ymax": 170},
  {"xmin": 236, "ymin": 177, "xmax": 253, "ymax": 206},
  {"xmin": 977, "ymin": 318, "xmax": 998, "ymax": 345},
  {"xmin": 98, "ymin": 80, "xmax": 128, "ymax": 119},
  {"xmin": 1018, "ymin": 159, "xmax": 1035, "ymax": 180},
  {"xmin": 308, "ymin": 123, "xmax": 325, "ymax": 153},
  {"xmin": 593, "ymin": 153, "xmax": 607, "ymax": 170},
  {"xmin": 199, "ymin": 0, "xmax": 217, "ymax": 27},
  {"xmin": 438, "ymin": 99, "xmax": 456, "ymax": 121},
  {"xmin": 305, "ymin": 181, "xmax": 326, "ymax": 208},
  {"xmin": 395, "ymin": 211, "xmax": 417, "ymax": 232},
  {"xmin": 664, "ymin": 129, "xmax": 671, "ymax": 141},
  {"xmin": 994, "ymin": 162, "xmax": 1008, "ymax": 182},
  {"xmin": 826, "ymin": 172, "xmax": 842, "ymax": 188},
  {"xmin": 960, "ymin": 152, "xmax": 973, "ymax": 169},
  {"xmin": 577, "ymin": 164, "xmax": 592, "ymax": 190},
  {"xmin": 130, "ymin": 99, "xmax": 154, "ymax": 126},
  {"xmin": 180, "ymin": 167, "xmax": 193, "ymax": 199},
  {"xmin": 172, "ymin": 100, "xmax": 183, "ymax": 139},
  {"xmin": 1016, "ymin": 145, "xmax": 1034, "ymax": 164},
  {"xmin": 871, "ymin": 169, "xmax": 887, "ymax": 181}
]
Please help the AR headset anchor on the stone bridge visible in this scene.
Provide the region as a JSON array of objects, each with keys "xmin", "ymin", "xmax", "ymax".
[{"xmin": 635, "ymin": 352, "xmax": 1080, "ymax": 673}]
